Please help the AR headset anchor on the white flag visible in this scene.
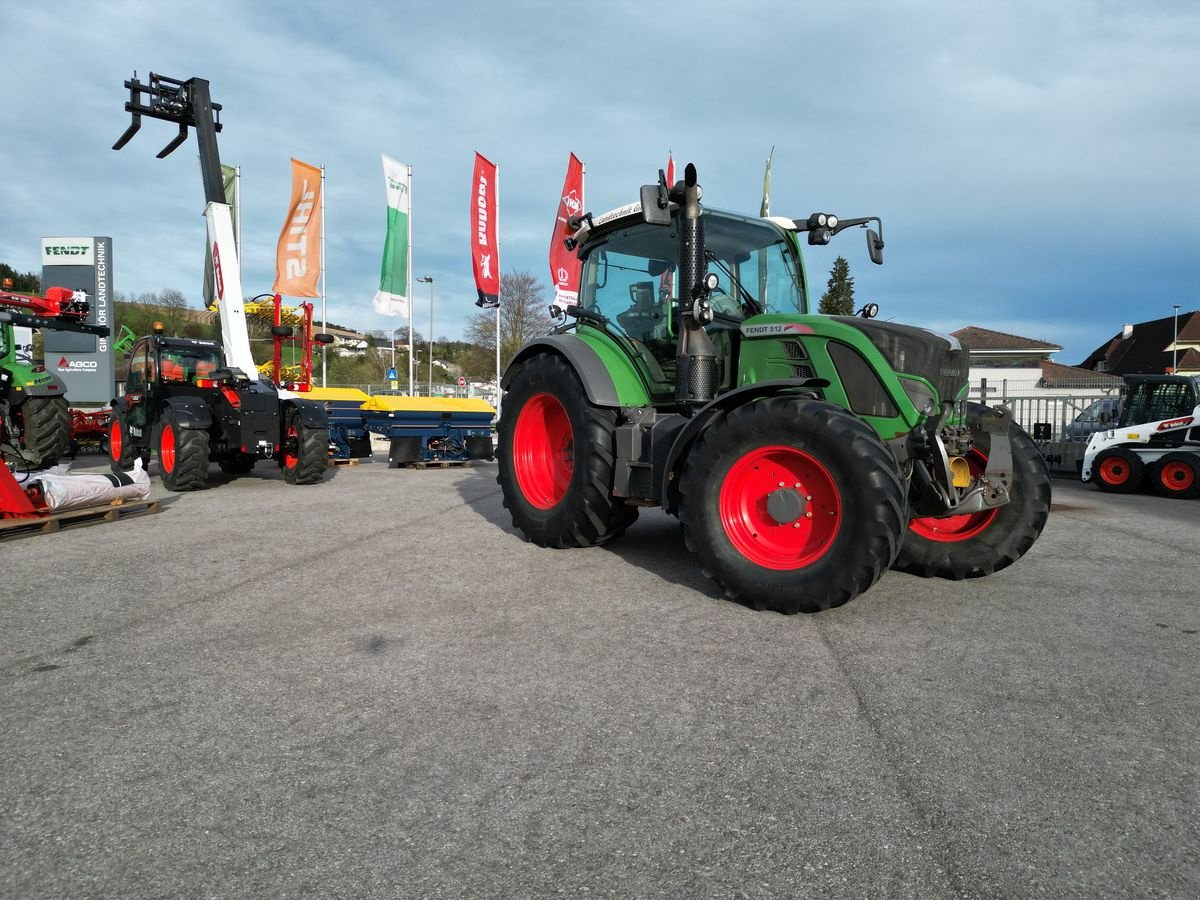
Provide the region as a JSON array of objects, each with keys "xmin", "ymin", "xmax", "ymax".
[{"xmin": 373, "ymin": 155, "xmax": 411, "ymax": 317}]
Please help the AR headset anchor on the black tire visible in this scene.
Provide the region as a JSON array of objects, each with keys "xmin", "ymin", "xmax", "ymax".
[
  {"xmin": 894, "ymin": 403, "xmax": 1051, "ymax": 580},
  {"xmin": 1148, "ymin": 452, "xmax": 1200, "ymax": 499},
  {"xmin": 282, "ymin": 410, "xmax": 327, "ymax": 485},
  {"xmin": 15, "ymin": 395, "xmax": 69, "ymax": 466},
  {"xmin": 157, "ymin": 408, "xmax": 210, "ymax": 491},
  {"xmin": 219, "ymin": 454, "xmax": 256, "ymax": 476},
  {"xmin": 1093, "ymin": 447, "xmax": 1146, "ymax": 494},
  {"xmin": 678, "ymin": 398, "xmax": 906, "ymax": 614},
  {"xmin": 108, "ymin": 412, "xmax": 136, "ymax": 474},
  {"xmin": 496, "ymin": 352, "xmax": 638, "ymax": 548}
]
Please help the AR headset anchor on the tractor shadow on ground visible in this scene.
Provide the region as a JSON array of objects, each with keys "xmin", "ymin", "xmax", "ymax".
[{"xmin": 452, "ymin": 464, "xmax": 724, "ymax": 603}]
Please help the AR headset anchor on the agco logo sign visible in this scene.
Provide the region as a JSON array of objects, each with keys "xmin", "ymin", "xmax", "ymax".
[{"xmin": 57, "ymin": 356, "xmax": 99, "ymax": 373}]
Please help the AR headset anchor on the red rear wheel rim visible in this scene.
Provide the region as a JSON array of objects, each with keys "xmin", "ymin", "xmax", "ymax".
[
  {"xmin": 160, "ymin": 424, "xmax": 176, "ymax": 474},
  {"xmin": 284, "ymin": 424, "xmax": 299, "ymax": 469},
  {"xmin": 1160, "ymin": 460, "xmax": 1195, "ymax": 491},
  {"xmin": 512, "ymin": 393, "xmax": 573, "ymax": 509},
  {"xmin": 110, "ymin": 420, "xmax": 122, "ymax": 461},
  {"xmin": 909, "ymin": 448, "xmax": 998, "ymax": 542},
  {"xmin": 1099, "ymin": 456, "xmax": 1131, "ymax": 485},
  {"xmin": 718, "ymin": 445, "xmax": 841, "ymax": 570}
]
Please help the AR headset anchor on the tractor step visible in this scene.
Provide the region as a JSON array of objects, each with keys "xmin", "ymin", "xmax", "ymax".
[{"xmin": 0, "ymin": 498, "xmax": 160, "ymax": 542}]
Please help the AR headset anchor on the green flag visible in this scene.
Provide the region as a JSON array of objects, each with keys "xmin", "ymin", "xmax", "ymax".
[{"xmin": 373, "ymin": 155, "xmax": 411, "ymax": 317}]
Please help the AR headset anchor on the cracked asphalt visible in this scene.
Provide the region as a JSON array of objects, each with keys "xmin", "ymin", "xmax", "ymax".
[{"xmin": 2, "ymin": 454, "xmax": 1197, "ymax": 898}]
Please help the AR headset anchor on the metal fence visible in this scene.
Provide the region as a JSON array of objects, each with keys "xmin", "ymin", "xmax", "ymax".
[{"xmin": 974, "ymin": 386, "xmax": 1121, "ymax": 474}]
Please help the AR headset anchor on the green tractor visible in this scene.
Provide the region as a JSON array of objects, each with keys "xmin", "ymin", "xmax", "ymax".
[
  {"xmin": 1, "ymin": 291, "xmax": 77, "ymax": 467},
  {"xmin": 496, "ymin": 164, "xmax": 1051, "ymax": 613}
]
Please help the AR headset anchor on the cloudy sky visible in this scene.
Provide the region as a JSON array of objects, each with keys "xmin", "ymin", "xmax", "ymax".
[{"xmin": 2, "ymin": 0, "xmax": 1196, "ymax": 364}]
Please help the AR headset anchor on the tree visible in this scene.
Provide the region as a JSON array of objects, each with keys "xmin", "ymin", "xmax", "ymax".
[
  {"xmin": 464, "ymin": 270, "xmax": 552, "ymax": 379},
  {"xmin": 818, "ymin": 256, "xmax": 855, "ymax": 316},
  {"xmin": 0, "ymin": 263, "xmax": 40, "ymax": 293}
]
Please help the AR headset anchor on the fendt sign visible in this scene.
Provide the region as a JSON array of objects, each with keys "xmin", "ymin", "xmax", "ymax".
[{"xmin": 41, "ymin": 236, "xmax": 114, "ymax": 404}]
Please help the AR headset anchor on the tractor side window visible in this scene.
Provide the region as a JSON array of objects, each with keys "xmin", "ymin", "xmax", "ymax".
[{"xmin": 126, "ymin": 344, "xmax": 148, "ymax": 391}]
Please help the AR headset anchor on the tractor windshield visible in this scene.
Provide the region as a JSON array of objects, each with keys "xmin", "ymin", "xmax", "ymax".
[
  {"xmin": 158, "ymin": 345, "xmax": 222, "ymax": 384},
  {"xmin": 580, "ymin": 209, "xmax": 805, "ymax": 335}
]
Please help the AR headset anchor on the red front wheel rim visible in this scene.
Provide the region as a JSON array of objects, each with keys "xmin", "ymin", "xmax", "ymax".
[
  {"xmin": 110, "ymin": 420, "xmax": 123, "ymax": 461},
  {"xmin": 1160, "ymin": 461, "xmax": 1195, "ymax": 491},
  {"xmin": 512, "ymin": 393, "xmax": 573, "ymax": 509},
  {"xmin": 909, "ymin": 448, "xmax": 998, "ymax": 542},
  {"xmin": 1098, "ymin": 456, "xmax": 1131, "ymax": 486},
  {"xmin": 718, "ymin": 445, "xmax": 841, "ymax": 570},
  {"xmin": 160, "ymin": 424, "xmax": 176, "ymax": 474}
]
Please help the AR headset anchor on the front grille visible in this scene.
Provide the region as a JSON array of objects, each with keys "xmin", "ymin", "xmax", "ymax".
[{"xmin": 783, "ymin": 340, "xmax": 808, "ymax": 360}]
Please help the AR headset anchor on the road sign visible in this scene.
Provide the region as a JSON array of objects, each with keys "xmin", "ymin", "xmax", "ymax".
[
  {"xmin": 386, "ymin": 368, "xmax": 398, "ymax": 381},
  {"xmin": 457, "ymin": 376, "xmax": 467, "ymax": 387}
]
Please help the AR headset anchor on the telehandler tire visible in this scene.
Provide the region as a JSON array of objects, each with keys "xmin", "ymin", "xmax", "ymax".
[
  {"xmin": 893, "ymin": 403, "xmax": 1051, "ymax": 579},
  {"xmin": 497, "ymin": 353, "xmax": 637, "ymax": 547},
  {"xmin": 678, "ymin": 398, "xmax": 906, "ymax": 613},
  {"xmin": 15, "ymin": 395, "xmax": 69, "ymax": 466},
  {"xmin": 157, "ymin": 408, "xmax": 210, "ymax": 491},
  {"xmin": 108, "ymin": 412, "xmax": 136, "ymax": 474},
  {"xmin": 282, "ymin": 410, "xmax": 326, "ymax": 485}
]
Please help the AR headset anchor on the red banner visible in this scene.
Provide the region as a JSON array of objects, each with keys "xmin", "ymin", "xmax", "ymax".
[
  {"xmin": 273, "ymin": 158, "xmax": 322, "ymax": 298},
  {"xmin": 471, "ymin": 153, "xmax": 500, "ymax": 308},
  {"xmin": 660, "ymin": 153, "xmax": 675, "ymax": 300},
  {"xmin": 549, "ymin": 153, "xmax": 584, "ymax": 306}
]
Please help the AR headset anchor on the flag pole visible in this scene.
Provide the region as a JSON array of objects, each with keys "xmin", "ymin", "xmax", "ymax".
[
  {"xmin": 234, "ymin": 165, "xmax": 241, "ymax": 256},
  {"xmin": 320, "ymin": 164, "xmax": 327, "ymax": 387},
  {"xmin": 407, "ymin": 163, "xmax": 414, "ymax": 396}
]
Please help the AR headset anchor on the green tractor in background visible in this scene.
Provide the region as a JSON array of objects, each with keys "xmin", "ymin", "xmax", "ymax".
[
  {"xmin": 496, "ymin": 163, "xmax": 1051, "ymax": 613},
  {"xmin": 0, "ymin": 290, "xmax": 77, "ymax": 467}
]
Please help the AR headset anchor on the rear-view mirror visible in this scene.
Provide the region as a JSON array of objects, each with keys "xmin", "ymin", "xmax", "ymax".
[
  {"xmin": 866, "ymin": 228, "xmax": 884, "ymax": 265},
  {"xmin": 640, "ymin": 184, "xmax": 671, "ymax": 226}
]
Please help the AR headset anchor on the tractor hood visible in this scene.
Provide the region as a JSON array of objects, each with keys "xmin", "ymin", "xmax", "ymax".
[{"xmin": 832, "ymin": 316, "xmax": 970, "ymax": 407}]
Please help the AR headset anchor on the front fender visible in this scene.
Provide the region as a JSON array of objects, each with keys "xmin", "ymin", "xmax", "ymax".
[
  {"xmin": 661, "ymin": 378, "xmax": 828, "ymax": 514},
  {"xmin": 502, "ymin": 333, "xmax": 652, "ymax": 408}
]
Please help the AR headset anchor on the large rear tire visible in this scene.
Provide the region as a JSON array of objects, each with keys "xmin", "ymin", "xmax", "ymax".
[
  {"xmin": 496, "ymin": 353, "xmax": 637, "ymax": 548},
  {"xmin": 15, "ymin": 396, "xmax": 69, "ymax": 466},
  {"xmin": 894, "ymin": 403, "xmax": 1051, "ymax": 580},
  {"xmin": 157, "ymin": 408, "xmax": 210, "ymax": 491},
  {"xmin": 1148, "ymin": 452, "xmax": 1200, "ymax": 500},
  {"xmin": 282, "ymin": 410, "xmax": 327, "ymax": 485},
  {"xmin": 678, "ymin": 398, "xmax": 906, "ymax": 613}
]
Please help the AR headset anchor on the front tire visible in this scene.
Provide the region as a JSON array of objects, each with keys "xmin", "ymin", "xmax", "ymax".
[
  {"xmin": 15, "ymin": 396, "xmax": 70, "ymax": 466},
  {"xmin": 678, "ymin": 398, "xmax": 906, "ymax": 613},
  {"xmin": 282, "ymin": 411, "xmax": 326, "ymax": 485},
  {"xmin": 158, "ymin": 408, "xmax": 210, "ymax": 491},
  {"xmin": 894, "ymin": 403, "xmax": 1051, "ymax": 579},
  {"xmin": 109, "ymin": 412, "xmax": 136, "ymax": 474},
  {"xmin": 496, "ymin": 353, "xmax": 637, "ymax": 548},
  {"xmin": 1093, "ymin": 447, "xmax": 1145, "ymax": 494}
]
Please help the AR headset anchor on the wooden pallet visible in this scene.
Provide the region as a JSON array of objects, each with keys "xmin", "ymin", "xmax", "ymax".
[
  {"xmin": 0, "ymin": 498, "xmax": 161, "ymax": 541},
  {"xmin": 326, "ymin": 457, "xmax": 361, "ymax": 468},
  {"xmin": 395, "ymin": 459, "xmax": 475, "ymax": 469}
]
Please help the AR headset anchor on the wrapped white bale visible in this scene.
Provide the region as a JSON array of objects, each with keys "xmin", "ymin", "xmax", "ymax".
[{"xmin": 33, "ymin": 458, "xmax": 151, "ymax": 512}]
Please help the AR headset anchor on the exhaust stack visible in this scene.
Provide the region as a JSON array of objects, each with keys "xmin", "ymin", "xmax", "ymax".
[{"xmin": 674, "ymin": 164, "xmax": 717, "ymax": 405}]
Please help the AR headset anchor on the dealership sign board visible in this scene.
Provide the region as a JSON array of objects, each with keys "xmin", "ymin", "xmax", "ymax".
[{"xmin": 41, "ymin": 236, "xmax": 114, "ymax": 404}]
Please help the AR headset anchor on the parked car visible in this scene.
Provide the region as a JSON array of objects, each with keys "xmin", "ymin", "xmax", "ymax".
[{"xmin": 1063, "ymin": 397, "xmax": 1120, "ymax": 442}]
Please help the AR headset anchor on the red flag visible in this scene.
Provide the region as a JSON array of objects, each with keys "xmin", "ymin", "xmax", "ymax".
[
  {"xmin": 471, "ymin": 152, "xmax": 500, "ymax": 308},
  {"xmin": 549, "ymin": 153, "xmax": 584, "ymax": 306}
]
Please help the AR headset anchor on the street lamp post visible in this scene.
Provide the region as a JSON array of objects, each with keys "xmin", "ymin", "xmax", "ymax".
[
  {"xmin": 418, "ymin": 276, "xmax": 434, "ymax": 394},
  {"xmin": 1173, "ymin": 304, "xmax": 1181, "ymax": 372}
]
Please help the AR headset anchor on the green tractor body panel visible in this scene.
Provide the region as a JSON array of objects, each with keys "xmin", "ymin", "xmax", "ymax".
[
  {"xmin": 572, "ymin": 327, "xmax": 655, "ymax": 407},
  {"xmin": 503, "ymin": 331, "xmax": 653, "ymax": 409}
]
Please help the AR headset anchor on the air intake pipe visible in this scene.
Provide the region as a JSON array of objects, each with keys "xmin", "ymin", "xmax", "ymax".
[{"xmin": 674, "ymin": 164, "xmax": 717, "ymax": 405}]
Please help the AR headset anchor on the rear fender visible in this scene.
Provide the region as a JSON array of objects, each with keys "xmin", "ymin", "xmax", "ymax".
[
  {"xmin": 283, "ymin": 399, "xmax": 329, "ymax": 429},
  {"xmin": 502, "ymin": 334, "xmax": 651, "ymax": 408},
  {"xmin": 162, "ymin": 394, "xmax": 214, "ymax": 429}
]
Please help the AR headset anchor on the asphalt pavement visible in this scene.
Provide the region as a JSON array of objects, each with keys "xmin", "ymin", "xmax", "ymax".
[{"xmin": 1, "ymin": 452, "xmax": 1197, "ymax": 899}]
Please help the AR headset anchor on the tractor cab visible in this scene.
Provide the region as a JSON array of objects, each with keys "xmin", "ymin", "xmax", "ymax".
[{"xmin": 576, "ymin": 207, "xmax": 807, "ymax": 403}]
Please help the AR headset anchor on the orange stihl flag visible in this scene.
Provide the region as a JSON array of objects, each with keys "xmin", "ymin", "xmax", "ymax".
[{"xmin": 273, "ymin": 158, "xmax": 322, "ymax": 297}]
